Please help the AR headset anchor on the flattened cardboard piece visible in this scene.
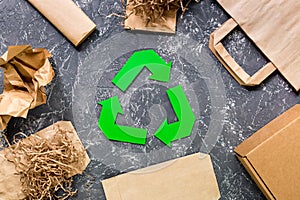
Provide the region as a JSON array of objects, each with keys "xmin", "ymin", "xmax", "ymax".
[
  {"xmin": 0, "ymin": 45, "xmax": 54, "ymax": 131},
  {"xmin": 27, "ymin": 0, "xmax": 96, "ymax": 46},
  {"xmin": 235, "ymin": 104, "xmax": 300, "ymax": 200},
  {"xmin": 0, "ymin": 121, "xmax": 90, "ymax": 200},
  {"xmin": 102, "ymin": 153, "xmax": 220, "ymax": 200},
  {"xmin": 125, "ymin": 0, "xmax": 177, "ymax": 34},
  {"xmin": 210, "ymin": 0, "xmax": 300, "ymax": 91}
]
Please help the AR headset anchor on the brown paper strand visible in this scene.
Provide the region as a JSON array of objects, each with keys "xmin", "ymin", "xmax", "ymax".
[
  {"xmin": 124, "ymin": 0, "xmax": 194, "ymax": 33},
  {"xmin": 4, "ymin": 123, "xmax": 86, "ymax": 200},
  {"xmin": 128, "ymin": 0, "xmax": 191, "ymax": 24}
]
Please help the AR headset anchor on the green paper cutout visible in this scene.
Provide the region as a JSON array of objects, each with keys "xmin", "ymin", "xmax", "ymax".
[
  {"xmin": 98, "ymin": 96, "xmax": 148, "ymax": 145},
  {"xmin": 112, "ymin": 49, "xmax": 172, "ymax": 92},
  {"xmin": 154, "ymin": 85, "xmax": 196, "ymax": 147},
  {"xmin": 98, "ymin": 50, "xmax": 196, "ymax": 146}
]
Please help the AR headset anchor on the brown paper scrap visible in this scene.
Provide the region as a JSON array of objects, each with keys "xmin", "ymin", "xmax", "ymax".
[
  {"xmin": 102, "ymin": 153, "xmax": 220, "ymax": 200},
  {"xmin": 0, "ymin": 45, "xmax": 54, "ymax": 131},
  {"xmin": 0, "ymin": 121, "xmax": 90, "ymax": 200},
  {"xmin": 27, "ymin": 0, "xmax": 96, "ymax": 46},
  {"xmin": 124, "ymin": 0, "xmax": 177, "ymax": 33},
  {"xmin": 0, "ymin": 150, "xmax": 26, "ymax": 200}
]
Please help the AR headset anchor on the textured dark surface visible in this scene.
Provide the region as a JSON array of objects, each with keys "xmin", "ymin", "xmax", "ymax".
[{"xmin": 0, "ymin": 0, "xmax": 299, "ymax": 199}]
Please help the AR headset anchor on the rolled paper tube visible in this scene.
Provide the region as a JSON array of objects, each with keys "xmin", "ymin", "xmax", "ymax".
[{"xmin": 27, "ymin": 0, "xmax": 96, "ymax": 46}]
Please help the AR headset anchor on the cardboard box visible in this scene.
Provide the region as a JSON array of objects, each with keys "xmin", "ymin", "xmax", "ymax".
[{"xmin": 235, "ymin": 104, "xmax": 300, "ymax": 200}]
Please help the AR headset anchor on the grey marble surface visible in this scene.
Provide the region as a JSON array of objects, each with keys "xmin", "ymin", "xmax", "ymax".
[{"xmin": 0, "ymin": 0, "xmax": 299, "ymax": 199}]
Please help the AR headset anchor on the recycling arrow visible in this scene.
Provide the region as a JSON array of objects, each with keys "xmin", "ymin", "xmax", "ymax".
[
  {"xmin": 154, "ymin": 85, "xmax": 196, "ymax": 147},
  {"xmin": 98, "ymin": 96, "xmax": 148, "ymax": 144},
  {"xmin": 112, "ymin": 49, "xmax": 172, "ymax": 92},
  {"xmin": 98, "ymin": 50, "xmax": 196, "ymax": 146}
]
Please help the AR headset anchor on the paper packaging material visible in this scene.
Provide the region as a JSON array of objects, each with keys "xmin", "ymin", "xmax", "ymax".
[
  {"xmin": 102, "ymin": 153, "xmax": 220, "ymax": 200},
  {"xmin": 209, "ymin": 0, "xmax": 300, "ymax": 91},
  {"xmin": 0, "ymin": 151, "xmax": 25, "ymax": 200},
  {"xmin": 0, "ymin": 45, "xmax": 54, "ymax": 131},
  {"xmin": 235, "ymin": 105, "xmax": 300, "ymax": 200},
  {"xmin": 0, "ymin": 121, "xmax": 90, "ymax": 200},
  {"xmin": 125, "ymin": 0, "xmax": 177, "ymax": 34},
  {"xmin": 27, "ymin": 0, "xmax": 96, "ymax": 46}
]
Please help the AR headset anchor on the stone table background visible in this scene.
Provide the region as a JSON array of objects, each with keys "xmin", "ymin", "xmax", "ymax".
[{"xmin": 0, "ymin": 0, "xmax": 299, "ymax": 199}]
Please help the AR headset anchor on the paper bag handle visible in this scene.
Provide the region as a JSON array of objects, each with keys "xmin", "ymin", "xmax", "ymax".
[{"xmin": 209, "ymin": 18, "xmax": 277, "ymax": 86}]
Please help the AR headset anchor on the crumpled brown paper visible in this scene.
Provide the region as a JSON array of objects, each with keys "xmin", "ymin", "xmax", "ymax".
[
  {"xmin": 0, "ymin": 45, "xmax": 54, "ymax": 131},
  {"xmin": 0, "ymin": 121, "xmax": 90, "ymax": 200}
]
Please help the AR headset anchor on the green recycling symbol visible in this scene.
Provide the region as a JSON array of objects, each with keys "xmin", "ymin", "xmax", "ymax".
[{"xmin": 98, "ymin": 50, "xmax": 196, "ymax": 147}]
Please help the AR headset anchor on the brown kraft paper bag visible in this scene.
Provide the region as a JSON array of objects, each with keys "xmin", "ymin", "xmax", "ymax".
[{"xmin": 209, "ymin": 0, "xmax": 300, "ymax": 91}]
